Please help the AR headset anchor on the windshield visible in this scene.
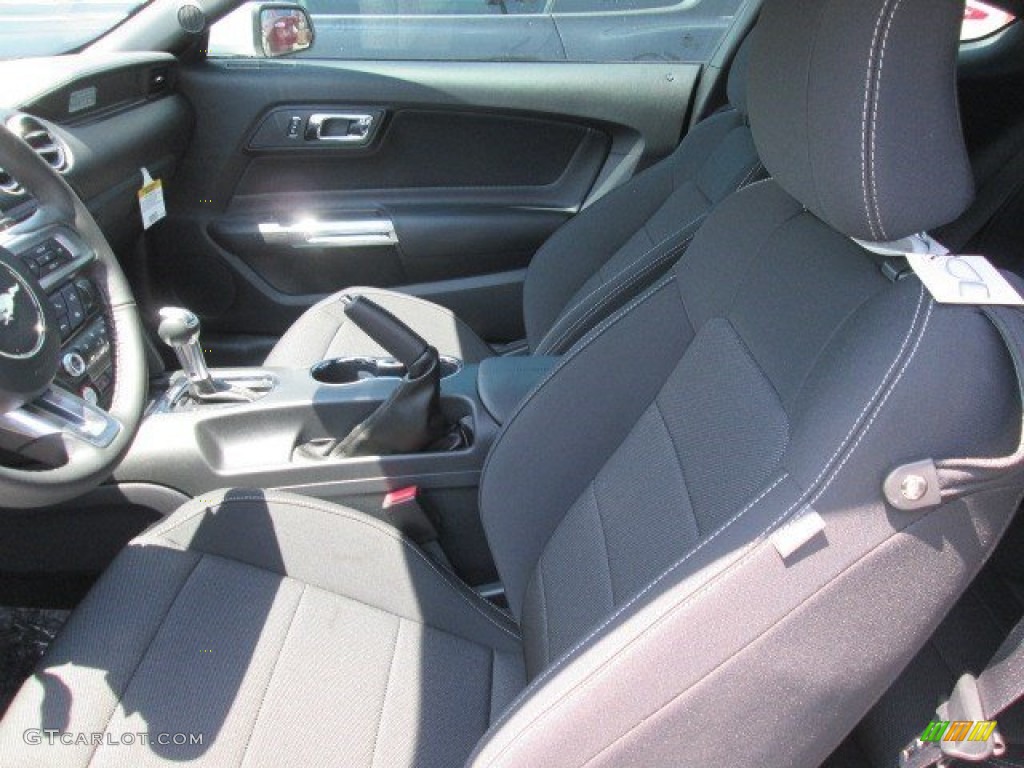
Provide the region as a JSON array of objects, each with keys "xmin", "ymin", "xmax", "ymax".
[{"xmin": 0, "ymin": 0, "xmax": 148, "ymax": 59}]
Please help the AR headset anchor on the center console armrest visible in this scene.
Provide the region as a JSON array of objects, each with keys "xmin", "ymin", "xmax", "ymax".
[{"xmin": 477, "ymin": 356, "xmax": 559, "ymax": 426}]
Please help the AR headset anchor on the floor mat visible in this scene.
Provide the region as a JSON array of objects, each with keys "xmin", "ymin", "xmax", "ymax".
[{"xmin": 0, "ymin": 606, "xmax": 68, "ymax": 715}]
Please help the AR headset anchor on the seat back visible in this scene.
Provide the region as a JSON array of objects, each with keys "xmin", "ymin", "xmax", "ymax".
[
  {"xmin": 523, "ymin": 31, "xmax": 762, "ymax": 356},
  {"xmin": 473, "ymin": 0, "xmax": 1024, "ymax": 765}
]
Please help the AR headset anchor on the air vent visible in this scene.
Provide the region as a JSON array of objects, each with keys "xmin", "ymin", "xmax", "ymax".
[
  {"xmin": 6, "ymin": 115, "xmax": 70, "ymax": 176},
  {"xmin": 0, "ymin": 169, "xmax": 22, "ymax": 195}
]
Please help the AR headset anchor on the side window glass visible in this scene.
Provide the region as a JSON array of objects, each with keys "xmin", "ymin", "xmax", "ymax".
[{"xmin": 208, "ymin": 0, "xmax": 745, "ymax": 63}]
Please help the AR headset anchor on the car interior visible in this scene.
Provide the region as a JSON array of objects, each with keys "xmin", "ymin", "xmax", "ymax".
[{"xmin": 2, "ymin": 0, "xmax": 1024, "ymax": 765}]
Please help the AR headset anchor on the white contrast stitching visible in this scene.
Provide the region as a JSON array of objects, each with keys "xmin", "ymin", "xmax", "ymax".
[
  {"xmin": 869, "ymin": 0, "xmax": 907, "ymax": 242},
  {"xmin": 238, "ymin": 582, "xmax": 307, "ymax": 768},
  {"xmin": 541, "ymin": 233, "xmax": 697, "ymax": 355},
  {"xmin": 803, "ymin": 283, "xmax": 926, "ymax": 491},
  {"xmin": 535, "ymin": 219, "xmax": 705, "ymax": 355},
  {"xmin": 478, "ymin": 285, "xmax": 931, "ymax": 765},
  {"xmin": 537, "ymin": 158, "xmax": 765, "ymax": 355},
  {"xmin": 477, "ymin": 473, "xmax": 789, "ymax": 764},
  {"xmin": 736, "ymin": 160, "xmax": 764, "ymax": 190},
  {"xmin": 862, "ymin": 0, "xmax": 897, "ymax": 241}
]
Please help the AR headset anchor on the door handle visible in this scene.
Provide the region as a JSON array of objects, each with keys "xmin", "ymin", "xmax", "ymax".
[
  {"xmin": 259, "ymin": 218, "xmax": 398, "ymax": 248},
  {"xmin": 306, "ymin": 113, "xmax": 377, "ymax": 143}
]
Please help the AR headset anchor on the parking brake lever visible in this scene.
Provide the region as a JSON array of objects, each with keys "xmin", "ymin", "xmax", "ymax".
[
  {"xmin": 339, "ymin": 295, "xmax": 432, "ymax": 377},
  {"xmin": 300, "ymin": 295, "xmax": 451, "ymax": 458}
]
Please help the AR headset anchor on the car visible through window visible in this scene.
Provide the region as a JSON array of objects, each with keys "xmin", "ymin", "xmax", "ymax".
[{"xmin": 962, "ymin": 0, "xmax": 1016, "ymax": 41}]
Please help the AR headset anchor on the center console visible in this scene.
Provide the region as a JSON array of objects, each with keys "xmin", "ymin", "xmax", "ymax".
[
  {"xmin": 117, "ymin": 358, "xmax": 491, "ymax": 496},
  {"xmin": 112, "ymin": 297, "xmax": 556, "ymax": 583},
  {"xmin": 114, "ymin": 299, "xmax": 552, "ymax": 501}
]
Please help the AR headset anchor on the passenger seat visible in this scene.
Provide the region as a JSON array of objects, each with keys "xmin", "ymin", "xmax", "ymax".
[{"xmin": 263, "ymin": 33, "xmax": 764, "ymax": 368}]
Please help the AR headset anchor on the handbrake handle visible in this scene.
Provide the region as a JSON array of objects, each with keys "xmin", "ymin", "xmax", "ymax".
[{"xmin": 341, "ymin": 295, "xmax": 433, "ymax": 374}]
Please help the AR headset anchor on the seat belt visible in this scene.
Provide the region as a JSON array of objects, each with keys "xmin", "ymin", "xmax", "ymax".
[
  {"xmin": 899, "ymin": 612, "xmax": 1024, "ymax": 767},
  {"xmin": 933, "ymin": 144, "xmax": 1024, "ymax": 254}
]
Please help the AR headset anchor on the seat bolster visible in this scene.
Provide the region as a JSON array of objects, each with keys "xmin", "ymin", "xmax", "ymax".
[
  {"xmin": 263, "ymin": 287, "xmax": 494, "ymax": 368},
  {"xmin": 142, "ymin": 489, "xmax": 521, "ymax": 652},
  {"xmin": 482, "ymin": 278, "xmax": 696, "ymax": 618}
]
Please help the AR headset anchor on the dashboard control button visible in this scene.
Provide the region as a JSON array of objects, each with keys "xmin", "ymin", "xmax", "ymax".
[
  {"xmin": 62, "ymin": 352, "xmax": 86, "ymax": 378},
  {"xmin": 74, "ymin": 279, "xmax": 96, "ymax": 312},
  {"xmin": 54, "ymin": 241, "xmax": 73, "ymax": 264},
  {"xmin": 57, "ymin": 313, "xmax": 72, "ymax": 341},
  {"xmin": 61, "ymin": 285, "xmax": 85, "ymax": 328},
  {"xmin": 80, "ymin": 386, "xmax": 99, "ymax": 405},
  {"xmin": 49, "ymin": 292, "xmax": 67, "ymax": 316}
]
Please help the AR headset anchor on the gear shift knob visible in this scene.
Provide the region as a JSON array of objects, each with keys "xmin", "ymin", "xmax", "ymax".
[
  {"xmin": 158, "ymin": 307, "xmax": 217, "ymax": 397},
  {"xmin": 157, "ymin": 306, "xmax": 201, "ymax": 348}
]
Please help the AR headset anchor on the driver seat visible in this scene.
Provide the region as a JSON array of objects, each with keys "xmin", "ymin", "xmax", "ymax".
[{"xmin": 4, "ymin": 0, "xmax": 1024, "ymax": 766}]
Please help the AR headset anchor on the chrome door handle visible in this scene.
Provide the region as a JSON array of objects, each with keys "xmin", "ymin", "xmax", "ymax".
[
  {"xmin": 306, "ymin": 113, "xmax": 376, "ymax": 143},
  {"xmin": 259, "ymin": 218, "xmax": 398, "ymax": 248}
]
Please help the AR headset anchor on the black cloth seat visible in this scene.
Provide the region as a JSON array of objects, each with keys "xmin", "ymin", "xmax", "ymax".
[
  {"xmin": 262, "ymin": 35, "xmax": 762, "ymax": 368},
  {"xmin": 4, "ymin": 1, "xmax": 1024, "ymax": 766}
]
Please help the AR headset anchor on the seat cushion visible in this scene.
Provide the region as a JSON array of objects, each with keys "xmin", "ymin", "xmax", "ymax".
[
  {"xmin": 0, "ymin": 490, "xmax": 524, "ymax": 768},
  {"xmin": 264, "ymin": 287, "xmax": 495, "ymax": 368}
]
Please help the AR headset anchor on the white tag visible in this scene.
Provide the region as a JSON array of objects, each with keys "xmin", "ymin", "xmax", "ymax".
[
  {"xmin": 771, "ymin": 508, "xmax": 826, "ymax": 561},
  {"xmin": 138, "ymin": 168, "xmax": 166, "ymax": 230},
  {"xmin": 906, "ymin": 254, "xmax": 1024, "ymax": 306}
]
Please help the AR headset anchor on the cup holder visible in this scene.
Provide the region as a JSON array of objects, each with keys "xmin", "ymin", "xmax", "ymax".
[{"xmin": 312, "ymin": 356, "xmax": 461, "ymax": 385}]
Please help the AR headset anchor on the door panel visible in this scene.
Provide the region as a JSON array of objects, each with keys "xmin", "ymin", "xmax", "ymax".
[{"xmin": 155, "ymin": 59, "xmax": 699, "ymax": 364}]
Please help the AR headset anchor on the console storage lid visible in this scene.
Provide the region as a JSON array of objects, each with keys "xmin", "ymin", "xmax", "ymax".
[{"xmin": 477, "ymin": 356, "xmax": 558, "ymax": 426}]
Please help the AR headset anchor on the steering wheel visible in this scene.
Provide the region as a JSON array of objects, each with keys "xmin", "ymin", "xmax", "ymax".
[{"xmin": 0, "ymin": 121, "xmax": 147, "ymax": 507}]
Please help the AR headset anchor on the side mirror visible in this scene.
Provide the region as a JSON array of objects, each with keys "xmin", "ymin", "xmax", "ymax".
[{"xmin": 255, "ymin": 3, "xmax": 314, "ymax": 57}]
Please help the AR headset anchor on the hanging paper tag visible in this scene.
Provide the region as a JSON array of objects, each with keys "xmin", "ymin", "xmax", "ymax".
[
  {"xmin": 906, "ymin": 254, "xmax": 1023, "ymax": 306},
  {"xmin": 138, "ymin": 168, "xmax": 166, "ymax": 230}
]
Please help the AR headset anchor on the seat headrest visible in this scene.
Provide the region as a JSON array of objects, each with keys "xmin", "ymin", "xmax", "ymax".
[
  {"xmin": 726, "ymin": 28, "xmax": 756, "ymax": 117},
  {"xmin": 747, "ymin": 0, "xmax": 974, "ymax": 242}
]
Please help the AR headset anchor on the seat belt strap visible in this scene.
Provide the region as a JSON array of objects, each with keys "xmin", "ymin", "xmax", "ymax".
[{"xmin": 933, "ymin": 146, "xmax": 1024, "ymax": 253}]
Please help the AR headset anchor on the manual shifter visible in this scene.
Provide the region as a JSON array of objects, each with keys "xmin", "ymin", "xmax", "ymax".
[{"xmin": 157, "ymin": 307, "xmax": 260, "ymax": 404}]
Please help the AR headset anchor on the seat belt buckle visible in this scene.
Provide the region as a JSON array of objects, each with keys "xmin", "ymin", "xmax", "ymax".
[
  {"xmin": 382, "ymin": 485, "xmax": 439, "ymax": 545},
  {"xmin": 936, "ymin": 674, "xmax": 1006, "ymax": 764},
  {"xmin": 901, "ymin": 673, "xmax": 1008, "ymax": 767}
]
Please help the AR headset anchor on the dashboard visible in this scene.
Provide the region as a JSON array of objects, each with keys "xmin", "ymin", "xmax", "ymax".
[{"xmin": 0, "ymin": 52, "xmax": 194, "ymax": 409}]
